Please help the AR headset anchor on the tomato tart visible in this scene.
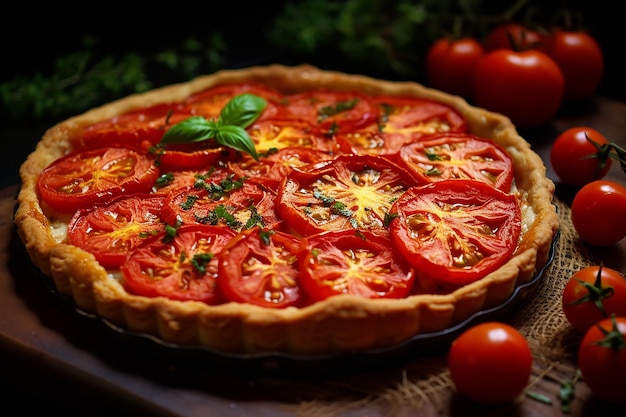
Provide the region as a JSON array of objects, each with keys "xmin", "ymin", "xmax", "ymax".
[{"xmin": 14, "ymin": 64, "xmax": 559, "ymax": 355}]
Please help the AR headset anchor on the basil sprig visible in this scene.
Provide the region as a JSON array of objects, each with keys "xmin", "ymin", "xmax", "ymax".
[{"xmin": 161, "ymin": 93, "xmax": 267, "ymax": 160}]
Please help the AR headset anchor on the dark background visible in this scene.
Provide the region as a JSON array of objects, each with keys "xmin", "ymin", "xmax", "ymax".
[{"xmin": 1, "ymin": 1, "xmax": 624, "ymax": 190}]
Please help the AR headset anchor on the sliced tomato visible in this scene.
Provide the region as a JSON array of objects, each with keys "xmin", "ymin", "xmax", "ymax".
[
  {"xmin": 338, "ymin": 95, "xmax": 467, "ymax": 156},
  {"xmin": 161, "ymin": 171, "xmax": 278, "ymax": 231},
  {"xmin": 228, "ymin": 146, "xmax": 335, "ymax": 192},
  {"xmin": 121, "ymin": 224, "xmax": 237, "ymax": 303},
  {"xmin": 217, "ymin": 227, "xmax": 303, "ymax": 308},
  {"xmin": 389, "ymin": 179, "xmax": 521, "ymax": 289},
  {"xmin": 80, "ymin": 102, "xmax": 193, "ymax": 150},
  {"xmin": 150, "ymin": 141, "xmax": 227, "ymax": 172},
  {"xmin": 279, "ymin": 90, "xmax": 379, "ymax": 134},
  {"xmin": 299, "ymin": 229, "xmax": 415, "ymax": 302},
  {"xmin": 67, "ymin": 194, "xmax": 165, "ymax": 268},
  {"xmin": 396, "ymin": 133, "xmax": 514, "ymax": 191},
  {"xmin": 37, "ymin": 147, "xmax": 160, "ymax": 212},
  {"xmin": 276, "ymin": 154, "xmax": 421, "ymax": 237},
  {"xmin": 183, "ymin": 82, "xmax": 285, "ymax": 121},
  {"xmin": 245, "ymin": 118, "xmax": 341, "ymax": 154}
]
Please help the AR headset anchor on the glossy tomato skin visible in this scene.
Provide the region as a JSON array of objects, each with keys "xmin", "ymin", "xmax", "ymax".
[
  {"xmin": 550, "ymin": 126, "xmax": 611, "ymax": 186},
  {"xmin": 299, "ymin": 229, "xmax": 415, "ymax": 302},
  {"xmin": 425, "ymin": 37, "xmax": 485, "ymax": 100},
  {"xmin": 67, "ymin": 194, "xmax": 165, "ymax": 268},
  {"xmin": 389, "ymin": 179, "xmax": 521, "ymax": 289},
  {"xmin": 37, "ymin": 146, "xmax": 160, "ymax": 212},
  {"xmin": 484, "ymin": 22, "xmax": 547, "ymax": 52},
  {"xmin": 448, "ymin": 322, "xmax": 533, "ymax": 404},
  {"xmin": 547, "ymin": 29, "xmax": 604, "ymax": 101},
  {"xmin": 578, "ymin": 316, "xmax": 626, "ymax": 404},
  {"xmin": 571, "ymin": 180, "xmax": 626, "ymax": 246},
  {"xmin": 217, "ymin": 227, "xmax": 303, "ymax": 308},
  {"xmin": 472, "ymin": 49, "xmax": 564, "ymax": 129},
  {"xmin": 562, "ymin": 265, "xmax": 626, "ymax": 334}
]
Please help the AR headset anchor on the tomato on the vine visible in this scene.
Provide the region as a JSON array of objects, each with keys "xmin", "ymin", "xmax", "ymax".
[
  {"xmin": 484, "ymin": 22, "xmax": 547, "ymax": 52},
  {"xmin": 578, "ymin": 316, "xmax": 626, "ymax": 404},
  {"xmin": 571, "ymin": 180, "xmax": 626, "ymax": 246},
  {"xmin": 550, "ymin": 126, "xmax": 612, "ymax": 186},
  {"xmin": 425, "ymin": 36, "xmax": 485, "ymax": 100},
  {"xmin": 448, "ymin": 322, "xmax": 533, "ymax": 404},
  {"xmin": 546, "ymin": 28, "xmax": 604, "ymax": 101},
  {"xmin": 472, "ymin": 48, "xmax": 564, "ymax": 129},
  {"xmin": 562, "ymin": 265, "xmax": 626, "ymax": 334}
]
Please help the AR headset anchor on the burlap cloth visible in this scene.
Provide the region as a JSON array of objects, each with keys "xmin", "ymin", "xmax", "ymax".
[{"xmin": 278, "ymin": 198, "xmax": 597, "ymax": 416}]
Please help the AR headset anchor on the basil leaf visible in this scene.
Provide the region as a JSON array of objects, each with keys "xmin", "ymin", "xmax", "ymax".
[
  {"xmin": 161, "ymin": 116, "xmax": 219, "ymax": 144},
  {"xmin": 219, "ymin": 93, "xmax": 267, "ymax": 128},
  {"xmin": 214, "ymin": 124, "xmax": 259, "ymax": 160}
]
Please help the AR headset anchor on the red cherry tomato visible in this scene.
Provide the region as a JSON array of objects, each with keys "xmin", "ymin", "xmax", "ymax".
[
  {"xmin": 37, "ymin": 146, "xmax": 160, "ymax": 212},
  {"xmin": 472, "ymin": 49, "xmax": 564, "ymax": 129},
  {"xmin": 562, "ymin": 265, "xmax": 626, "ymax": 334},
  {"xmin": 425, "ymin": 37, "xmax": 486, "ymax": 100},
  {"xmin": 571, "ymin": 180, "xmax": 626, "ymax": 246},
  {"xmin": 448, "ymin": 322, "xmax": 533, "ymax": 404},
  {"xmin": 484, "ymin": 22, "xmax": 547, "ymax": 52},
  {"xmin": 547, "ymin": 29, "xmax": 604, "ymax": 101},
  {"xmin": 578, "ymin": 316, "xmax": 626, "ymax": 404},
  {"xmin": 550, "ymin": 126, "xmax": 612, "ymax": 186}
]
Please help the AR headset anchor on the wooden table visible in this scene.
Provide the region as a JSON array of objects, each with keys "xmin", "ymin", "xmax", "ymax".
[{"xmin": 1, "ymin": 97, "xmax": 625, "ymax": 417}]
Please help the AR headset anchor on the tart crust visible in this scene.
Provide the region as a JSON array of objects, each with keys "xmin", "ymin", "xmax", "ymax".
[{"xmin": 14, "ymin": 64, "xmax": 559, "ymax": 355}]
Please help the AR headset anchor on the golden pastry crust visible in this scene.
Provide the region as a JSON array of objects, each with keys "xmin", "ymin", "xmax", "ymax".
[{"xmin": 14, "ymin": 64, "xmax": 559, "ymax": 355}]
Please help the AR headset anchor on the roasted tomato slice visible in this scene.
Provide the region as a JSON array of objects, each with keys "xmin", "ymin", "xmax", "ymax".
[
  {"xmin": 389, "ymin": 179, "xmax": 521, "ymax": 289},
  {"xmin": 37, "ymin": 146, "xmax": 160, "ymax": 212},
  {"xmin": 121, "ymin": 224, "xmax": 237, "ymax": 303},
  {"xmin": 161, "ymin": 170, "xmax": 278, "ymax": 231},
  {"xmin": 217, "ymin": 227, "xmax": 303, "ymax": 308},
  {"xmin": 299, "ymin": 229, "xmax": 415, "ymax": 302},
  {"xmin": 67, "ymin": 194, "xmax": 165, "ymax": 268},
  {"xmin": 279, "ymin": 90, "xmax": 379, "ymax": 134},
  {"xmin": 183, "ymin": 82, "xmax": 285, "ymax": 121},
  {"xmin": 397, "ymin": 133, "xmax": 514, "ymax": 191},
  {"xmin": 228, "ymin": 146, "xmax": 335, "ymax": 192},
  {"xmin": 276, "ymin": 154, "xmax": 422, "ymax": 237},
  {"xmin": 339, "ymin": 95, "xmax": 467, "ymax": 156},
  {"xmin": 80, "ymin": 102, "xmax": 193, "ymax": 150},
  {"xmin": 245, "ymin": 118, "xmax": 340, "ymax": 154}
]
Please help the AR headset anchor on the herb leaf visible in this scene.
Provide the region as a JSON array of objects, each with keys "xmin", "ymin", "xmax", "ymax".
[
  {"xmin": 220, "ymin": 93, "xmax": 267, "ymax": 128},
  {"xmin": 214, "ymin": 124, "xmax": 259, "ymax": 160},
  {"xmin": 161, "ymin": 116, "xmax": 218, "ymax": 144}
]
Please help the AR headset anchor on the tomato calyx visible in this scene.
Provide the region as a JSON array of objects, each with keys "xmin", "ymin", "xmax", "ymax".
[
  {"xmin": 592, "ymin": 315, "xmax": 626, "ymax": 350},
  {"xmin": 565, "ymin": 264, "xmax": 614, "ymax": 316}
]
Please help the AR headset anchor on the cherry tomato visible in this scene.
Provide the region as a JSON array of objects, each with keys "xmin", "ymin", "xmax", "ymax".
[
  {"xmin": 562, "ymin": 265, "xmax": 626, "ymax": 334},
  {"xmin": 484, "ymin": 22, "xmax": 547, "ymax": 52},
  {"xmin": 550, "ymin": 126, "xmax": 612, "ymax": 186},
  {"xmin": 425, "ymin": 37, "xmax": 485, "ymax": 100},
  {"xmin": 389, "ymin": 179, "xmax": 521, "ymax": 289},
  {"xmin": 121, "ymin": 224, "xmax": 237, "ymax": 303},
  {"xmin": 472, "ymin": 49, "xmax": 564, "ymax": 129},
  {"xmin": 397, "ymin": 132, "xmax": 514, "ymax": 191},
  {"xmin": 571, "ymin": 180, "xmax": 626, "ymax": 246},
  {"xmin": 339, "ymin": 95, "xmax": 467, "ymax": 156},
  {"xmin": 67, "ymin": 194, "xmax": 165, "ymax": 268},
  {"xmin": 546, "ymin": 29, "xmax": 604, "ymax": 101},
  {"xmin": 37, "ymin": 146, "xmax": 160, "ymax": 212},
  {"xmin": 578, "ymin": 316, "xmax": 626, "ymax": 404},
  {"xmin": 299, "ymin": 229, "xmax": 415, "ymax": 302},
  {"xmin": 217, "ymin": 227, "xmax": 303, "ymax": 308},
  {"xmin": 448, "ymin": 322, "xmax": 533, "ymax": 404},
  {"xmin": 276, "ymin": 154, "xmax": 421, "ymax": 237}
]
